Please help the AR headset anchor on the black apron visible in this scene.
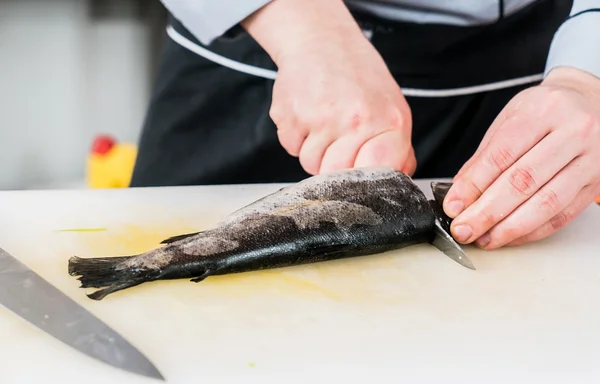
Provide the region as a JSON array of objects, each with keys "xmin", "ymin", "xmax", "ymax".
[{"xmin": 129, "ymin": 0, "xmax": 572, "ymax": 187}]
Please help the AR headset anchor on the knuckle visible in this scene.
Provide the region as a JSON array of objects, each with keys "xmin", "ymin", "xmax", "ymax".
[
  {"xmin": 491, "ymin": 224, "xmax": 521, "ymax": 247},
  {"xmin": 347, "ymin": 113, "xmax": 363, "ymax": 131},
  {"xmin": 508, "ymin": 166, "xmax": 538, "ymax": 196},
  {"xmin": 486, "ymin": 147, "xmax": 515, "ymax": 172},
  {"xmin": 455, "ymin": 179, "xmax": 485, "ymax": 203},
  {"xmin": 465, "ymin": 180, "xmax": 484, "ymax": 200},
  {"xmin": 501, "ymin": 225, "xmax": 522, "ymax": 241},
  {"xmin": 299, "ymin": 112, "xmax": 328, "ymax": 133},
  {"xmin": 503, "ymin": 96, "xmax": 526, "ymax": 119},
  {"xmin": 576, "ymin": 113, "xmax": 600, "ymax": 140},
  {"xmin": 309, "ymin": 116, "xmax": 327, "ymax": 131},
  {"xmin": 543, "ymin": 87, "xmax": 567, "ymax": 108},
  {"xmin": 478, "ymin": 208, "xmax": 498, "ymax": 229},
  {"xmin": 390, "ymin": 107, "xmax": 408, "ymax": 129},
  {"xmin": 345, "ymin": 107, "xmax": 370, "ymax": 132},
  {"xmin": 536, "ymin": 188, "xmax": 561, "ymax": 213},
  {"xmin": 277, "ymin": 131, "xmax": 301, "ymax": 156},
  {"xmin": 269, "ymin": 104, "xmax": 284, "ymax": 124},
  {"xmin": 532, "ymin": 87, "xmax": 566, "ymax": 117},
  {"xmin": 299, "ymin": 153, "xmax": 318, "ymax": 175},
  {"xmin": 549, "ymin": 210, "xmax": 572, "ymax": 232}
]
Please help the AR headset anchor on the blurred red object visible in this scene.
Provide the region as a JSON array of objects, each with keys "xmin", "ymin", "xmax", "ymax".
[{"xmin": 91, "ymin": 135, "xmax": 116, "ymax": 155}]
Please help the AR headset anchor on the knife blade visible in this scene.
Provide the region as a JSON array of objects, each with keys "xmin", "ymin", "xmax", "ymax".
[
  {"xmin": 427, "ymin": 180, "xmax": 476, "ymax": 270},
  {"xmin": 0, "ymin": 246, "xmax": 164, "ymax": 380},
  {"xmin": 432, "ymin": 220, "xmax": 476, "ymax": 270}
]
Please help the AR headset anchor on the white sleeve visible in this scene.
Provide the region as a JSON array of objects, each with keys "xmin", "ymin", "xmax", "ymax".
[
  {"xmin": 159, "ymin": 0, "xmax": 274, "ymax": 45},
  {"xmin": 544, "ymin": 0, "xmax": 600, "ymax": 79}
]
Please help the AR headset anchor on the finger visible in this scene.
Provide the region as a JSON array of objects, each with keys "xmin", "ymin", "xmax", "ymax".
[
  {"xmin": 475, "ymin": 155, "xmax": 591, "ymax": 249},
  {"xmin": 453, "ymin": 121, "xmax": 499, "ymax": 181},
  {"xmin": 298, "ymin": 132, "xmax": 336, "ymax": 175},
  {"xmin": 319, "ymin": 134, "xmax": 365, "ymax": 174},
  {"xmin": 353, "ymin": 130, "xmax": 412, "ymax": 171},
  {"xmin": 277, "ymin": 127, "xmax": 308, "ymax": 157},
  {"xmin": 506, "ymin": 182, "xmax": 599, "ymax": 247},
  {"xmin": 401, "ymin": 146, "xmax": 417, "ymax": 176},
  {"xmin": 270, "ymin": 97, "xmax": 307, "ymax": 157},
  {"xmin": 453, "ymin": 95, "xmax": 529, "ymax": 181},
  {"xmin": 454, "ymin": 156, "xmax": 477, "ymax": 182},
  {"xmin": 443, "ymin": 109, "xmax": 552, "ymax": 219},
  {"xmin": 449, "ymin": 129, "xmax": 583, "ymax": 244}
]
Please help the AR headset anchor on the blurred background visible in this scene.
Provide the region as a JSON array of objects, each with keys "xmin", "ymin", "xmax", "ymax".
[{"xmin": 0, "ymin": 0, "xmax": 168, "ymax": 190}]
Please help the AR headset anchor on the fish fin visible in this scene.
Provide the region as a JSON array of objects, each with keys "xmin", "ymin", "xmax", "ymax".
[
  {"xmin": 431, "ymin": 220, "xmax": 476, "ymax": 270},
  {"xmin": 160, "ymin": 231, "xmax": 202, "ymax": 244},
  {"xmin": 68, "ymin": 255, "xmax": 152, "ymax": 300},
  {"xmin": 86, "ymin": 281, "xmax": 146, "ymax": 301},
  {"xmin": 190, "ymin": 269, "xmax": 214, "ymax": 283},
  {"xmin": 305, "ymin": 243, "xmax": 352, "ymax": 256}
]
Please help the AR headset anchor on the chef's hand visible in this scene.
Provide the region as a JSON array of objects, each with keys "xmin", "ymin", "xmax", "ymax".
[
  {"xmin": 443, "ymin": 66, "xmax": 600, "ymax": 249},
  {"xmin": 242, "ymin": 0, "xmax": 416, "ymax": 175}
]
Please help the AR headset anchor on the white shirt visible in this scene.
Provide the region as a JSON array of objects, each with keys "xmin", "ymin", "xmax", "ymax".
[{"xmin": 158, "ymin": 0, "xmax": 600, "ymax": 80}]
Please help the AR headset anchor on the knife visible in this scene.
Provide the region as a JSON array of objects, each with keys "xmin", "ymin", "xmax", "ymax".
[
  {"xmin": 432, "ymin": 221, "xmax": 476, "ymax": 270},
  {"xmin": 430, "ymin": 181, "xmax": 476, "ymax": 270},
  {"xmin": 0, "ymin": 246, "xmax": 164, "ymax": 381}
]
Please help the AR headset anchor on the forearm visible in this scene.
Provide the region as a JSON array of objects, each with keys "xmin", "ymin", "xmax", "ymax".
[{"xmin": 241, "ymin": 0, "xmax": 369, "ymax": 65}]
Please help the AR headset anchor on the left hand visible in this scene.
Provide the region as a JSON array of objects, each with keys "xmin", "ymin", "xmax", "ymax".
[{"xmin": 442, "ymin": 66, "xmax": 600, "ymax": 250}]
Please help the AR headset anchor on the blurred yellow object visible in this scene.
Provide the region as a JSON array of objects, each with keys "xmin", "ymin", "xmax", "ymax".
[{"xmin": 86, "ymin": 135, "xmax": 138, "ymax": 189}]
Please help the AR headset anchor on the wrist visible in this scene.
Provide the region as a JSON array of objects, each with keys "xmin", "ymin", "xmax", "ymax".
[
  {"xmin": 241, "ymin": 0, "xmax": 368, "ymax": 66},
  {"xmin": 544, "ymin": 66, "xmax": 600, "ymax": 93}
]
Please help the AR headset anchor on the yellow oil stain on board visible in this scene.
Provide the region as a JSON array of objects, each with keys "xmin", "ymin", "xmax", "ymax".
[
  {"xmin": 58, "ymin": 220, "xmax": 413, "ymax": 306},
  {"xmin": 54, "ymin": 227, "xmax": 107, "ymax": 233}
]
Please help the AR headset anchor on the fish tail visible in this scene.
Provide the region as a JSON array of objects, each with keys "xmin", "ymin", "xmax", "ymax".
[{"xmin": 68, "ymin": 255, "xmax": 152, "ymax": 300}]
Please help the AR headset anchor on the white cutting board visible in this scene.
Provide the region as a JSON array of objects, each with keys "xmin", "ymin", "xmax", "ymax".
[{"xmin": 0, "ymin": 180, "xmax": 599, "ymax": 384}]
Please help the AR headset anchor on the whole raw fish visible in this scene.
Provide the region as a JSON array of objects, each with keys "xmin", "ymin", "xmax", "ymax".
[{"xmin": 68, "ymin": 167, "xmax": 474, "ymax": 300}]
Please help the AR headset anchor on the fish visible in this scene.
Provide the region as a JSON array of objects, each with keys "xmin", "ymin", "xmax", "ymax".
[{"xmin": 68, "ymin": 166, "xmax": 475, "ymax": 300}]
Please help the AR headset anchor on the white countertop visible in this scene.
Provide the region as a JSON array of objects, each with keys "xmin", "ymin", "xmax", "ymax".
[{"xmin": 0, "ymin": 180, "xmax": 599, "ymax": 384}]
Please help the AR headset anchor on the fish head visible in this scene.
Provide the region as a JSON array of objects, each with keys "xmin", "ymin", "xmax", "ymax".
[
  {"xmin": 428, "ymin": 181, "xmax": 454, "ymax": 235},
  {"xmin": 430, "ymin": 181, "xmax": 452, "ymax": 208},
  {"xmin": 429, "ymin": 181, "xmax": 476, "ymax": 270}
]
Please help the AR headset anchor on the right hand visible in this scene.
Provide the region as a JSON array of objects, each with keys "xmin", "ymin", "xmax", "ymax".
[{"xmin": 242, "ymin": 0, "xmax": 416, "ymax": 176}]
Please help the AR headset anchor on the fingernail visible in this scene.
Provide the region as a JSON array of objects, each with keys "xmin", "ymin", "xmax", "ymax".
[
  {"xmin": 476, "ymin": 233, "xmax": 491, "ymax": 248},
  {"xmin": 453, "ymin": 225, "xmax": 472, "ymax": 242},
  {"xmin": 445, "ymin": 200, "xmax": 464, "ymax": 217}
]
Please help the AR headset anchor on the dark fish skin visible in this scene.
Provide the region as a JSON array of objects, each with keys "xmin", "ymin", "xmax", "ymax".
[
  {"xmin": 430, "ymin": 180, "xmax": 454, "ymax": 233},
  {"xmin": 68, "ymin": 167, "xmax": 459, "ymax": 300}
]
